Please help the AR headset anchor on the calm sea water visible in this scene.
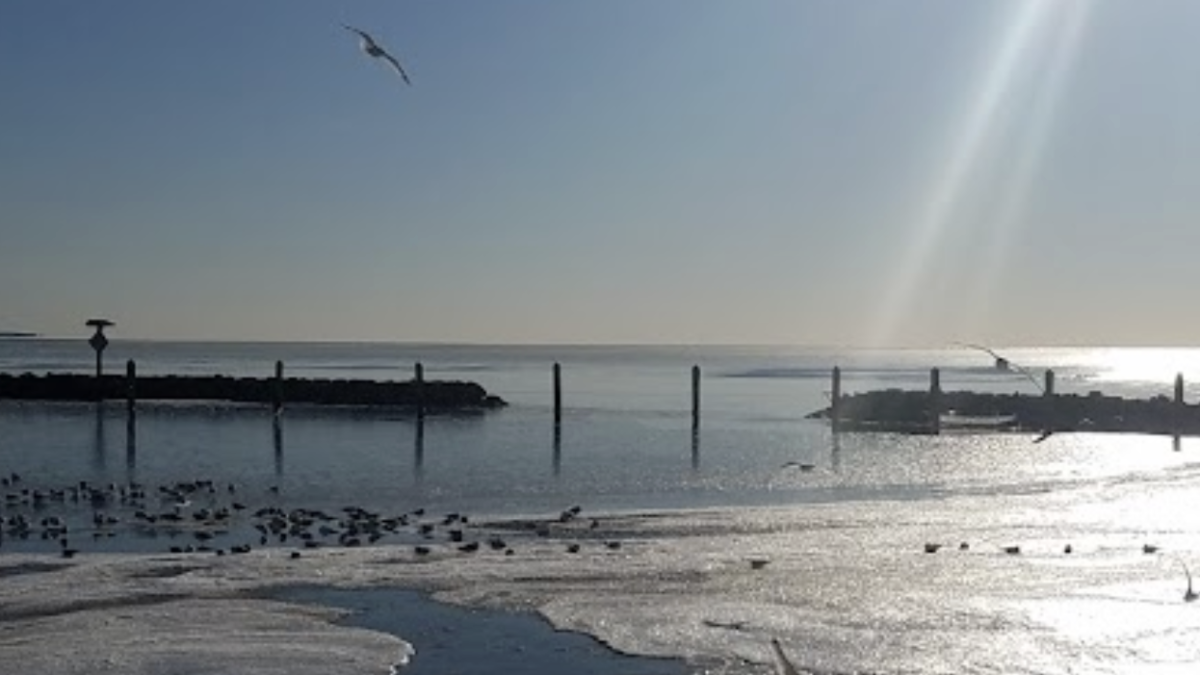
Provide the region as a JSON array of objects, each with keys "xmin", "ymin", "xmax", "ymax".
[
  {"xmin": 1, "ymin": 340, "xmax": 1197, "ymax": 524},
  {"xmin": 3, "ymin": 340, "xmax": 1200, "ymax": 673}
]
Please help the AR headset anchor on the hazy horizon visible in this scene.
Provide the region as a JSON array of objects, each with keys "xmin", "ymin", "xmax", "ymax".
[{"xmin": 5, "ymin": 1, "xmax": 1200, "ymax": 348}]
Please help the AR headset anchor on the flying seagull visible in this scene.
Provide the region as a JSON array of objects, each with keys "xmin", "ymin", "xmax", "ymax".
[
  {"xmin": 342, "ymin": 24, "xmax": 411, "ymax": 85},
  {"xmin": 956, "ymin": 342, "xmax": 1045, "ymax": 394},
  {"xmin": 957, "ymin": 343, "xmax": 1056, "ymax": 443}
]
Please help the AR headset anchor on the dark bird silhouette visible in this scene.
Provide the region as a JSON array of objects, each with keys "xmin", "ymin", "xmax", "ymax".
[
  {"xmin": 780, "ymin": 461, "xmax": 816, "ymax": 472},
  {"xmin": 1175, "ymin": 558, "xmax": 1198, "ymax": 602},
  {"xmin": 342, "ymin": 25, "xmax": 412, "ymax": 85},
  {"xmin": 702, "ymin": 618, "xmax": 748, "ymax": 631},
  {"xmin": 770, "ymin": 639, "xmax": 801, "ymax": 675},
  {"xmin": 957, "ymin": 343, "xmax": 1045, "ymax": 393},
  {"xmin": 957, "ymin": 343, "xmax": 1054, "ymax": 442}
]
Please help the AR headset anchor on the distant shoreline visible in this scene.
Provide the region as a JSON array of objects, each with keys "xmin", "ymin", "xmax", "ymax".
[{"xmin": 0, "ymin": 332, "xmax": 38, "ymax": 339}]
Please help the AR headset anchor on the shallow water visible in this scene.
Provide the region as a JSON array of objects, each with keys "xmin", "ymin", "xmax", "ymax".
[
  {"xmin": 277, "ymin": 586, "xmax": 690, "ymax": 675},
  {"xmin": 2, "ymin": 341, "xmax": 1199, "ymax": 673}
]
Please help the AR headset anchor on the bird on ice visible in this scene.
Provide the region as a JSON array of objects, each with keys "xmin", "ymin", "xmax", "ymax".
[
  {"xmin": 342, "ymin": 24, "xmax": 412, "ymax": 85},
  {"xmin": 770, "ymin": 639, "xmax": 802, "ymax": 675}
]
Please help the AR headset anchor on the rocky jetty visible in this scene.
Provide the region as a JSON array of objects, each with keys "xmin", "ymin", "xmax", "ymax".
[
  {"xmin": 809, "ymin": 388, "xmax": 1196, "ymax": 436},
  {"xmin": 0, "ymin": 373, "xmax": 505, "ymax": 410}
]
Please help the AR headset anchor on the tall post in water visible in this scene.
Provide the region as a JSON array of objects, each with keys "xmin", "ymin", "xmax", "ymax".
[
  {"xmin": 553, "ymin": 362, "xmax": 562, "ymax": 427},
  {"xmin": 125, "ymin": 359, "xmax": 137, "ymax": 473},
  {"xmin": 414, "ymin": 362, "xmax": 425, "ymax": 419},
  {"xmin": 125, "ymin": 360, "xmax": 137, "ymax": 419},
  {"xmin": 831, "ymin": 366, "xmax": 842, "ymax": 433},
  {"xmin": 1043, "ymin": 369, "xmax": 1056, "ymax": 434},
  {"xmin": 1175, "ymin": 373, "xmax": 1185, "ymax": 439},
  {"xmin": 929, "ymin": 368, "xmax": 942, "ymax": 435},
  {"xmin": 86, "ymin": 318, "xmax": 114, "ymax": 400},
  {"xmin": 691, "ymin": 365, "xmax": 701, "ymax": 431},
  {"xmin": 272, "ymin": 360, "xmax": 284, "ymax": 418}
]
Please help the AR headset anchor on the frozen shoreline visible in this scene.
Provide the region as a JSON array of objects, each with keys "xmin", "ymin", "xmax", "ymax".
[{"xmin": 1, "ymin": 497, "xmax": 1198, "ymax": 675}]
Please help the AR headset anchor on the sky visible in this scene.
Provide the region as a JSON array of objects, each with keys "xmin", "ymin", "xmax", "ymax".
[{"xmin": 3, "ymin": 0, "xmax": 1200, "ymax": 347}]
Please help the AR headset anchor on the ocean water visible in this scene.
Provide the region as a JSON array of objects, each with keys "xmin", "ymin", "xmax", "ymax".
[{"xmin": 1, "ymin": 339, "xmax": 1199, "ymax": 674}]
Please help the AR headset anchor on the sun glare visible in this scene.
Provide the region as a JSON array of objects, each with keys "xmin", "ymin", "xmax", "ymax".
[
  {"xmin": 1087, "ymin": 348, "xmax": 1200, "ymax": 386},
  {"xmin": 869, "ymin": 0, "xmax": 1092, "ymax": 346}
]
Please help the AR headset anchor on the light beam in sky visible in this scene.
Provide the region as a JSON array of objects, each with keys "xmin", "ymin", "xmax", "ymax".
[
  {"xmin": 959, "ymin": 0, "xmax": 1093, "ymax": 336},
  {"xmin": 868, "ymin": 1, "xmax": 1083, "ymax": 347}
]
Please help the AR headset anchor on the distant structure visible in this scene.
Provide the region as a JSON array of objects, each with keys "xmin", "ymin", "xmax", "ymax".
[{"xmin": 86, "ymin": 318, "xmax": 114, "ymax": 379}]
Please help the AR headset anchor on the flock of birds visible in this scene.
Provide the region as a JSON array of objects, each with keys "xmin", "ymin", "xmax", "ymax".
[
  {"xmin": 0, "ymin": 472, "xmax": 620, "ymax": 561},
  {"xmin": 2, "ymin": 466, "xmax": 1195, "ymax": 674}
]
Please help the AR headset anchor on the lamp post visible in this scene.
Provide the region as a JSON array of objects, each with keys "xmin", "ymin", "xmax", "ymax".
[{"xmin": 86, "ymin": 319, "xmax": 114, "ymax": 380}]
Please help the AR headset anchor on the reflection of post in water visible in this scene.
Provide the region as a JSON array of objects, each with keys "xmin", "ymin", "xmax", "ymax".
[
  {"xmin": 1173, "ymin": 435, "xmax": 1182, "ymax": 452},
  {"xmin": 125, "ymin": 411, "xmax": 137, "ymax": 478},
  {"xmin": 831, "ymin": 432, "xmax": 842, "ymax": 474},
  {"xmin": 92, "ymin": 403, "xmax": 107, "ymax": 471},
  {"xmin": 690, "ymin": 427, "xmax": 700, "ymax": 471},
  {"xmin": 413, "ymin": 415, "xmax": 425, "ymax": 481},
  {"xmin": 273, "ymin": 418, "xmax": 284, "ymax": 477},
  {"xmin": 552, "ymin": 424, "xmax": 562, "ymax": 477}
]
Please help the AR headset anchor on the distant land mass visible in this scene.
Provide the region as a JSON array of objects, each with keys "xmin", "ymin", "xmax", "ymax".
[{"xmin": 0, "ymin": 331, "xmax": 39, "ymax": 338}]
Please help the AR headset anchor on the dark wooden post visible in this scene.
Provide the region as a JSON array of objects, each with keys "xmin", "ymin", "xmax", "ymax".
[
  {"xmin": 691, "ymin": 365, "xmax": 701, "ymax": 431},
  {"xmin": 125, "ymin": 360, "xmax": 136, "ymax": 417},
  {"xmin": 272, "ymin": 360, "xmax": 284, "ymax": 417},
  {"xmin": 553, "ymin": 362, "xmax": 562, "ymax": 426},
  {"xmin": 831, "ymin": 366, "xmax": 842, "ymax": 432},
  {"xmin": 414, "ymin": 362, "xmax": 425, "ymax": 418},
  {"xmin": 1044, "ymin": 369, "xmax": 1056, "ymax": 433},
  {"xmin": 1175, "ymin": 373, "xmax": 1185, "ymax": 437},
  {"xmin": 929, "ymin": 368, "xmax": 941, "ymax": 435}
]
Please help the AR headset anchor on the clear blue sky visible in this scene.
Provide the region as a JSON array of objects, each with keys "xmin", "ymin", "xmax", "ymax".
[{"xmin": 3, "ymin": 0, "xmax": 1199, "ymax": 346}]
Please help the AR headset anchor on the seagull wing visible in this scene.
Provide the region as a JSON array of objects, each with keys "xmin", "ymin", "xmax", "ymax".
[
  {"xmin": 342, "ymin": 24, "xmax": 376, "ymax": 48},
  {"xmin": 770, "ymin": 639, "xmax": 802, "ymax": 675},
  {"xmin": 377, "ymin": 49, "xmax": 413, "ymax": 85},
  {"xmin": 956, "ymin": 342, "xmax": 1045, "ymax": 393}
]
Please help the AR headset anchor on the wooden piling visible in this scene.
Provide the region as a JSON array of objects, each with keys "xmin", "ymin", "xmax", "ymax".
[
  {"xmin": 125, "ymin": 359, "xmax": 136, "ymax": 416},
  {"xmin": 1175, "ymin": 373, "xmax": 1185, "ymax": 436},
  {"xmin": 553, "ymin": 362, "xmax": 562, "ymax": 426},
  {"xmin": 414, "ymin": 362, "xmax": 425, "ymax": 418},
  {"xmin": 272, "ymin": 360, "xmax": 284, "ymax": 417},
  {"xmin": 831, "ymin": 366, "xmax": 842, "ymax": 432},
  {"xmin": 691, "ymin": 365, "xmax": 701, "ymax": 431},
  {"xmin": 929, "ymin": 368, "xmax": 941, "ymax": 434},
  {"xmin": 1044, "ymin": 369, "xmax": 1056, "ymax": 434}
]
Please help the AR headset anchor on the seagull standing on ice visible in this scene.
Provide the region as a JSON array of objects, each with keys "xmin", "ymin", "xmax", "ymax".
[{"xmin": 342, "ymin": 24, "xmax": 412, "ymax": 85}]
